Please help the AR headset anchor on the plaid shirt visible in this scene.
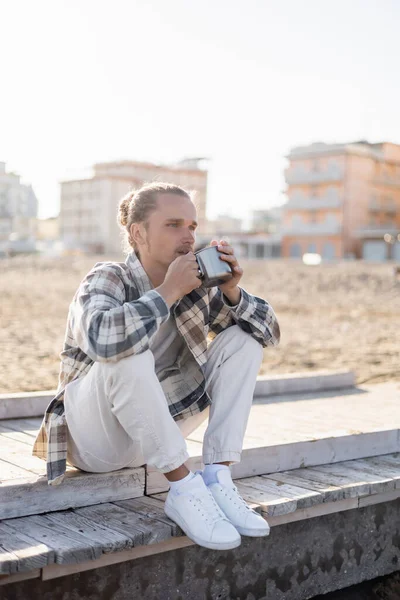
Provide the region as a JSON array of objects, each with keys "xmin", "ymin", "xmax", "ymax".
[{"xmin": 33, "ymin": 250, "xmax": 280, "ymax": 485}]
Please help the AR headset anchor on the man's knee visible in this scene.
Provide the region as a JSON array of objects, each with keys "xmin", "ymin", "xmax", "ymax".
[
  {"xmin": 220, "ymin": 325, "xmax": 264, "ymax": 359},
  {"xmin": 101, "ymin": 349, "xmax": 155, "ymax": 378}
]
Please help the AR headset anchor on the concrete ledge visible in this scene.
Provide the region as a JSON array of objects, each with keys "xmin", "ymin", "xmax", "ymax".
[
  {"xmin": 0, "ymin": 390, "xmax": 56, "ymax": 420},
  {"xmin": 0, "ymin": 370, "xmax": 355, "ymax": 419},
  {"xmin": 254, "ymin": 369, "xmax": 355, "ymax": 397}
]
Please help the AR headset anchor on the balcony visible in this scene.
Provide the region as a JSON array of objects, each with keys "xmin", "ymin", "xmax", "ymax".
[
  {"xmin": 373, "ymin": 175, "xmax": 400, "ymax": 188},
  {"xmin": 356, "ymin": 225, "xmax": 400, "ymax": 239},
  {"xmin": 285, "ymin": 197, "xmax": 342, "ymax": 210},
  {"xmin": 369, "ymin": 201, "xmax": 397, "ymax": 214},
  {"xmin": 285, "ymin": 167, "xmax": 344, "ymax": 185},
  {"xmin": 282, "ymin": 222, "xmax": 342, "ymax": 236}
]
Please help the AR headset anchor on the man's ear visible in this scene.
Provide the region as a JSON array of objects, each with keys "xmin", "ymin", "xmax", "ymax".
[{"xmin": 131, "ymin": 223, "xmax": 146, "ymax": 246}]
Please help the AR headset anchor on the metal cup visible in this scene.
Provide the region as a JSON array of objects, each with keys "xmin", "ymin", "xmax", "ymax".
[{"xmin": 194, "ymin": 245, "xmax": 233, "ymax": 288}]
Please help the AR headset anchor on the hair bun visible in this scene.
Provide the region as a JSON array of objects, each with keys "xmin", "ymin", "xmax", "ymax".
[{"xmin": 118, "ymin": 196, "xmax": 132, "ymax": 227}]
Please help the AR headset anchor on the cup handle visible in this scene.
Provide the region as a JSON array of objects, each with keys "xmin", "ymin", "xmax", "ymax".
[{"xmin": 196, "ymin": 257, "xmax": 204, "ymax": 278}]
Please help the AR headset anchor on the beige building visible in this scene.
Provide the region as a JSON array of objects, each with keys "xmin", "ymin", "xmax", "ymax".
[
  {"xmin": 60, "ymin": 158, "xmax": 208, "ymax": 254},
  {"xmin": 36, "ymin": 217, "xmax": 60, "ymax": 240},
  {"xmin": 282, "ymin": 141, "xmax": 400, "ymax": 261},
  {"xmin": 0, "ymin": 162, "xmax": 38, "ymax": 254}
]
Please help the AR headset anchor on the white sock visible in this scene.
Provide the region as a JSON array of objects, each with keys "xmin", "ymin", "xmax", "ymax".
[
  {"xmin": 168, "ymin": 471, "xmax": 195, "ymax": 494},
  {"xmin": 202, "ymin": 463, "xmax": 230, "ymax": 486}
]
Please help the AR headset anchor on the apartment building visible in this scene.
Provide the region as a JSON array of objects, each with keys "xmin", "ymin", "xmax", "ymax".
[
  {"xmin": 282, "ymin": 141, "xmax": 400, "ymax": 261},
  {"xmin": 60, "ymin": 158, "xmax": 208, "ymax": 255},
  {"xmin": 0, "ymin": 162, "xmax": 38, "ymax": 254}
]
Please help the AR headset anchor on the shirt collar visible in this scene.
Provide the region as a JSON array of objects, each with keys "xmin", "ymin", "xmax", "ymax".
[{"xmin": 125, "ymin": 250, "xmax": 154, "ymax": 297}]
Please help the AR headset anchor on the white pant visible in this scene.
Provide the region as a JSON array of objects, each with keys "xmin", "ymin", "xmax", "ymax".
[{"xmin": 64, "ymin": 325, "xmax": 263, "ymax": 474}]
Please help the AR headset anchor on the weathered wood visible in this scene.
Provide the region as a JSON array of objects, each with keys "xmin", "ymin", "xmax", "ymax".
[
  {"xmin": 0, "ymin": 418, "xmax": 42, "ymax": 437},
  {"xmin": 0, "ymin": 436, "xmax": 45, "ymax": 475},
  {"xmin": 309, "ymin": 462, "xmax": 396, "ymax": 495},
  {"xmin": 358, "ymin": 488, "xmax": 400, "ymax": 508},
  {"xmin": 75, "ymin": 502, "xmax": 172, "ymax": 547},
  {"xmin": 0, "ymin": 568, "xmax": 41, "ymax": 585},
  {"xmin": 0, "ymin": 522, "xmax": 52, "ymax": 574},
  {"xmin": 335, "ymin": 456, "xmax": 400, "ymax": 486},
  {"xmin": 235, "ymin": 482, "xmax": 298, "ymax": 516},
  {"xmin": 287, "ymin": 467, "xmax": 372, "ymax": 497},
  {"xmin": 114, "ymin": 496, "xmax": 182, "ymax": 536},
  {"xmin": 3, "ymin": 514, "xmax": 100, "ymax": 564},
  {"xmin": 267, "ymin": 497, "xmax": 359, "ymax": 527},
  {"xmin": 41, "ymin": 537, "xmax": 195, "ymax": 581},
  {"xmin": 0, "ymin": 467, "xmax": 145, "ymax": 520},
  {"xmin": 266, "ymin": 471, "xmax": 347, "ymax": 503},
  {"xmin": 146, "ymin": 430, "xmax": 400, "ymax": 495},
  {"xmin": 0, "ymin": 425, "xmax": 38, "ymax": 446},
  {"xmin": 0, "ymin": 459, "xmax": 32, "ymax": 481},
  {"xmin": 241, "ymin": 476, "xmax": 322, "ymax": 509},
  {"xmin": 43, "ymin": 510, "xmax": 133, "ymax": 554}
]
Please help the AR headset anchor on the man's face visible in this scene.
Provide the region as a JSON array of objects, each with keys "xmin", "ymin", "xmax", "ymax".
[{"xmin": 138, "ymin": 193, "xmax": 198, "ymax": 266}]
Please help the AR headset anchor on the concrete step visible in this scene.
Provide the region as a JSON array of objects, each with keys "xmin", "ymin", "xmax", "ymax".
[{"xmin": 0, "ymin": 369, "xmax": 355, "ymax": 420}]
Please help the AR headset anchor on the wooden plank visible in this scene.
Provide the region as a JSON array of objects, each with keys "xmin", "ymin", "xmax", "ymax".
[
  {"xmin": 0, "ymin": 436, "xmax": 45, "ymax": 475},
  {"xmin": 145, "ymin": 430, "xmax": 400, "ymax": 495},
  {"xmin": 75, "ymin": 502, "xmax": 172, "ymax": 547},
  {"xmin": 0, "ymin": 522, "xmax": 53, "ymax": 575},
  {"xmin": 309, "ymin": 462, "xmax": 396, "ymax": 495},
  {"xmin": 235, "ymin": 482, "xmax": 297, "ymax": 516},
  {"xmin": 285, "ymin": 467, "xmax": 372, "ymax": 497},
  {"xmin": 43, "ymin": 510, "xmax": 134, "ymax": 554},
  {"xmin": 42, "ymin": 537, "xmax": 194, "ymax": 581},
  {"xmin": 235, "ymin": 476, "xmax": 322, "ymax": 516},
  {"xmin": 114, "ymin": 496, "xmax": 182, "ymax": 536},
  {"xmin": 0, "ymin": 459, "xmax": 33, "ymax": 481},
  {"xmin": 0, "ymin": 548, "xmax": 19, "ymax": 575},
  {"xmin": 266, "ymin": 471, "xmax": 347, "ymax": 503},
  {"xmin": 0, "ymin": 425, "xmax": 39, "ymax": 447},
  {"xmin": 358, "ymin": 488, "xmax": 400, "ymax": 508},
  {"xmin": 0, "ymin": 467, "xmax": 145, "ymax": 520},
  {"xmin": 0, "ymin": 568, "xmax": 41, "ymax": 586},
  {"xmin": 267, "ymin": 497, "xmax": 359, "ymax": 527},
  {"xmin": 0, "ymin": 418, "xmax": 41, "ymax": 437},
  {"xmin": 3, "ymin": 514, "xmax": 101, "ymax": 565},
  {"xmin": 337, "ymin": 456, "xmax": 400, "ymax": 485},
  {"xmin": 243, "ymin": 476, "xmax": 322, "ymax": 508}
]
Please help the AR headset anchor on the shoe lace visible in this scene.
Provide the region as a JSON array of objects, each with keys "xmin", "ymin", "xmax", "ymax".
[
  {"xmin": 179, "ymin": 488, "xmax": 227, "ymax": 526},
  {"xmin": 220, "ymin": 483, "xmax": 257, "ymax": 515}
]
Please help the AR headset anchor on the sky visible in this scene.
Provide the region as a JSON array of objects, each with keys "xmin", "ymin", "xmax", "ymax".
[{"xmin": 1, "ymin": 0, "xmax": 400, "ymax": 222}]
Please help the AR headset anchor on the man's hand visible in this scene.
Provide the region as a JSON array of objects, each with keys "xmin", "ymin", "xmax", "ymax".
[{"xmin": 210, "ymin": 239, "xmax": 243, "ymax": 303}]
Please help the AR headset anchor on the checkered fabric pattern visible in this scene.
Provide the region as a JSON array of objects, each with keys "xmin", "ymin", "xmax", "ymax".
[{"xmin": 32, "ymin": 250, "xmax": 280, "ymax": 485}]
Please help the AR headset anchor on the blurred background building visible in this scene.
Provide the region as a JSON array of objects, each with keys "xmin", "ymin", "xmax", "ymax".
[
  {"xmin": 282, "ymin": 141, "xmax": 400, "ymax": 261},
  {"xmin": 0, "ymin": 162, "xmax": 38, "ymax": 256},
  {"xmin": 59, "ymin": 158, "xmax": 208, "ymax": 254},
  {"xmin": 197, "ymin": 207, "xmax": 282, "ymax": 259}
]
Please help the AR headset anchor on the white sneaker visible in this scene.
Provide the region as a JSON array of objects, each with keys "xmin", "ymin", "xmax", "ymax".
[
  {"xmin": 204, "ymin": 469, "xmax": 271, "ymax": 537},
  {"xmin": 164, "ymin": 473, "xmax": 241, "ymax": 550}
]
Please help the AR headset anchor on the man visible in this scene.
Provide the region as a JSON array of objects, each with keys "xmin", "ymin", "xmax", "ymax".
[{"xmin": 33, "ymin": 182, "xmax": 281, "ymax": 551}]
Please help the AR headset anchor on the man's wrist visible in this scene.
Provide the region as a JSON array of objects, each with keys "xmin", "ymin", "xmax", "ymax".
[{"xmin": 221, "ymin": 286, "xmax": 241, "ymax": 306}]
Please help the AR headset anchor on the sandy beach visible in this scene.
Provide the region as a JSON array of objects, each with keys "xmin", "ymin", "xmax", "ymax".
[{"xmin": 1, "ymin": 254, "xmax": 399, "ymax": 394}]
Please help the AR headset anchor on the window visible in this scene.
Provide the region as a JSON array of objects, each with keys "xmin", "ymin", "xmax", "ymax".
[
  {"xmin": 290, "ymin": 243, "xmax": 302, "ymax": 258},
  {"xmin": 323, "ymin": 242, "xmax": 335, "ymax": 259}
]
